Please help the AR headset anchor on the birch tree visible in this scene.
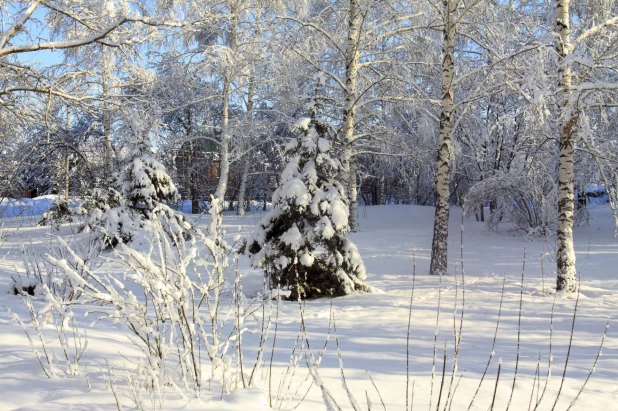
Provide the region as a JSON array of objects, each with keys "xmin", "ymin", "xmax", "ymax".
[
  {"xmin": 554, "ymin": 0, "xmax": 577, "ymax": 292},
  {"xmin": 429, "ymin": 0, "xmax": 457, "ymax": 275},
  {"xmin": 236, "ymin": 75, "xmax": 254, "ymax": 216},
  {"xmin": 428, "ymin": 0, "xmax": 530, "ymax": 274},
  {"xmin": 213, "ymin": 1, "xmax": 239, "ymax": 207},
  {"xmin": 552, "ymin": 0, "xmax": 618, "ymax": 292}
]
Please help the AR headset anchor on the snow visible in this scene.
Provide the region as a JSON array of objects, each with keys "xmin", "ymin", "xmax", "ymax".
[
  {"xmin": 0, "ymin": 196, "xmax": 59, "ymax": 218},
  {"xmin": 0, "ymin": 204, "xmax": 617, "ymax": 410},
  {"xmin": 280, "ymin": 224, "xmax": 302, "ymax": 250},
  {"xmin": 317, "ymin": 138, "xmax": 330, "ymax": 153},
  {"xmin": 295, "ymin": 117, "xmax": 312, "ymax": 131},
  {"xmin": 272, "ymin": 178, "xmax": 310, "ymax": 207}
]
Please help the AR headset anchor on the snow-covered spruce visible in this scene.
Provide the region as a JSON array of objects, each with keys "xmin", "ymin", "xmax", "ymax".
[
  {"xmin": 37, "ymin": 195, "xmax": 72, "ymax": 229},
  {"xmin": 97, "ymin": 135, "xmax": 191, "ymax": 246},
  {"xmin": 73, "ymin": 185, "xmax": 123, "ymax": 232},
  {"xmin": 248, "ymin": 117, "xmax": 372, "ymax": 300}
]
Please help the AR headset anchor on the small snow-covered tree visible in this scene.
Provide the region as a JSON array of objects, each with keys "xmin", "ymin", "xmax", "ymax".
[
  {"xmin": 248, "ymin": 116, "xmax": 371, "ymax": 300},
  {"xmin": 75, "ymin": 185, "xmax": 123, "ymax": 232},
  {"xmin": 119, "ymin": 134, "xmax": 178, "ymax": 210},
  {"xmin": 98, "ymin": 119, "xmax": 191, "ymax": 246},
  {"xmin": 37, "ymin": 196, "xmax": 72, "ymax": 229}
]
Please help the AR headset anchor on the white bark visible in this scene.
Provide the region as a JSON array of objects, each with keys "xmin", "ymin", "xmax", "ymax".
[
  {"xmin": 237, "ymin": 155, "xmax": 250, "ymax": 216},
  {"xmin": 342, "ymin": 0, "xmax": 362, "ymax": 232},
  {"xmin": 0, "ymin": 1, "xmax": 40, "ymax": 50},
  {"xmin": 214, "ymin": 4, "xmax": 239, "ymax": 209},
  {"xmin": 65, "ymin": 108, "xmax": 71, "ymax": 197},
  {"xmin": 429, "ymin": 0, "xmax": 456, "ymax": 276},
  {"xmin": 555, "ymin": 0, "xmax": 577, "ymax": 293},
  {"xmin": 102, "ymin": 51, "xmax": 114, "ymax": 180},
  {"xmin": 237, "ymin": 78, "xmax": 254, "ymax": 216},
  {"xmin": 429, "ymin": 0, "xmax": 456, "ymax": 275}
]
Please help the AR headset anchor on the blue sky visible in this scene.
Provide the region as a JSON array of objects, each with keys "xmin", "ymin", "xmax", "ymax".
[{"xmin": 9, "ymin": 5, "xmax": 63, "ymax": 66}]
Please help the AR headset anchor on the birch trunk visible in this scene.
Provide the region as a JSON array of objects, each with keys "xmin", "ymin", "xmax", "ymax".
[
  {"xmin": 64, "ymin": 109, "xmax": 70, "ymax": 197},
  {"xmin": 214, "ymin": 4, "xmax": 238, "ymax": 209},
  {"xmin": 185, "ymin": 113, "xmax": 200, "ymax": 214},
  {"xmin": 64, "ymin": 155, "xmax": 70, "ymax": 197},
  {"xmin": 555, "ymin": 0, "xmax": 577, "ymax": 292},
  {"xmin": 378, "ymin": 166, "xmax": 385, "ymax": 205},
  {"xmin": 102, "ymin": 50, "xmax": 114, "ymax": 181},
  {"xmin": 237, "ymin": 156, "xmax": 250, "ymax": 215},
  {"xmin": 342, "ymin": 0, "xmax": 362, "ymax": 232},
  {"xmin": 429, "ymin": 0, "xmax": 456, "ymax": 275},
  {"xmin": 237, "ymin": 77, "xmax": 254, "ymax": 216},
  {"xmin": 348, "ymin": 156, "xmax": 359, "ymax": 228}
]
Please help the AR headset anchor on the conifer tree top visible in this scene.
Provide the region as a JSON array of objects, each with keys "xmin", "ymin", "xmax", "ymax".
[{"xmin": 119, "ymin": 134, "xmax": 180, "ymax": 211}]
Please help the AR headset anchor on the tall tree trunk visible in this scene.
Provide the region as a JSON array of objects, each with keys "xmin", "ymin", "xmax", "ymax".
[
  {"xmin": 63, "ymin": 155, "xmax": 70, "ymax": 197},
  {"xmin": 342, "ymin": 0, "xmax": 362, "ymax": 232},
  {"xmin": 189, "ymin": 141, "xmax": 200, "ymax": 213},
  {"xmin": 263, "ymin": 189, "xmax": 267, "ymax": 211},
  {"xmin": 191, "ymin": 185, "xmax": 199, "ymax": 213},
  {"xmin": 378, "ymin": 167, "xmax": 385, "ymax": 205},
  {"xmin": 429, "ymin": 0, "xmax": 456, "ymax": 275},
  {"xmin": 237, "ymin": 76, "xmax": 254, "ymax": 216},
  {"xmin": 555, "ymin": 0, "xmax": 577, "ymax": 292},
  {"xmin": 237, "ymin": 156, "xmax": 250, "ymax": 215},
  {"xmin": 102, "ymin": 50, "xmax": 114, "ymax": 181},
  {"xmin": 185, "ymin": 114, "xmax": 200, "ymax": 214},
  {"xmin": 64, "ymin": 108, "xmax": 70, "ymax": 197},
  {"xmin": 214, "ymin": 3, "xmax": 238, "ymax": 210},
  {"xmin": 348, "ymin": 155, "xmax": 359, "ymax": 228}
]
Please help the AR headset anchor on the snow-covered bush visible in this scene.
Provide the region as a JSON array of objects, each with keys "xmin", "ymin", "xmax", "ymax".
[
  {"xmin": 248, "ymin": 117, "xmax": 372, "ymax": 300},
  {"xmin": 7, "ymin": 243, "xmax": 91, "ymax": 378},
  {"xmin": 465, "ymin": 169, "xmax": 557, "ymax": 237},
  {"xmin": 6, "ymin": 292, "xmax": 88, "ymax": 380},
  {"xmin": 11, "ymin": 236, "xmax": 102, "ymax": 302},
  {"xmin": 73, "ymin": 186, "xmax": 123, "ymax": 233},
  {"xmin": 37, "ymin": 196, "xmax": 72, "ymax": 229},
  {"xmin": 41, "ymin": 198, "xmax": 252, "ymax": 404}
]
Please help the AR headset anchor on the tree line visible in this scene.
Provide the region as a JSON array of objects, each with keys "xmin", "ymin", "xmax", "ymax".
[{"xmin": 1, "ymin": 0, "xmax": 617, "ymax": 292}]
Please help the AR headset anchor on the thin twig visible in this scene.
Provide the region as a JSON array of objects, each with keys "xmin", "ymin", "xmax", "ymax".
[
  {"xmin": 366, "ymin": 370, "xmax": 387, "ymax": 411},
  {"xmin": 436, "ymin": 343, "xmax": 447, "ymax": 411},
  {"xmin": 406, "ymin": 250, "xmax": 417, "ymax": 411},
  {"xmin": 506, "ymin": 248, "xmax": 526, "ymax": 411},
  {"xmin": 551, "ymin": 281, "xmax": 582, "ymax": 411},
  {"xmin": 527, "ymin": 355, "xmax": 541, "ymax": 411},
  {"xmin": 429, "ymin": 274, "xmax": 443, "ymax": 411},
  {"xmin": 534, "ymin": 295, "xmax": 557, "ymax": 410},
  {"xmin": 490, "ymin": 358, "xmax": 502, "ymax": 411},
  {"xmin": 466, "ymin": 276, "xmax": 506, "ymax": 410},
  {"xmin": 566, "ymin": 318, "xmax": 610, "ymax": 410}
]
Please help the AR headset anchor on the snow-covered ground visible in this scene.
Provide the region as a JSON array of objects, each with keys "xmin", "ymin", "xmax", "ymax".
[
  {"xmin": 0, "ymin": 196, "xmax": 58, "ymax": 218},
  {"xmin": 0, "ymin": 204, "xmax": 616, "ymax": 410}
]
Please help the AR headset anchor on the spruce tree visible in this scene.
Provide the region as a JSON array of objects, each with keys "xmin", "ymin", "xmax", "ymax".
[
  {"xmin": 98, "ymin": 134, "xmax": 191, "ymax": 246},
  {"xmin": 75, "ymin": 185, "xmax": 123, "ymax": 233},
  {"xmin": 38, "ymin": 195, "xmax": 72, "ymax": 229},
  {"xmin": 119, "ymin": 135, "xmax": 179, "ymax": 211},
  {"xmin": 248, "ymin": 116, "xmax": 371, "ymax": 300}
]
